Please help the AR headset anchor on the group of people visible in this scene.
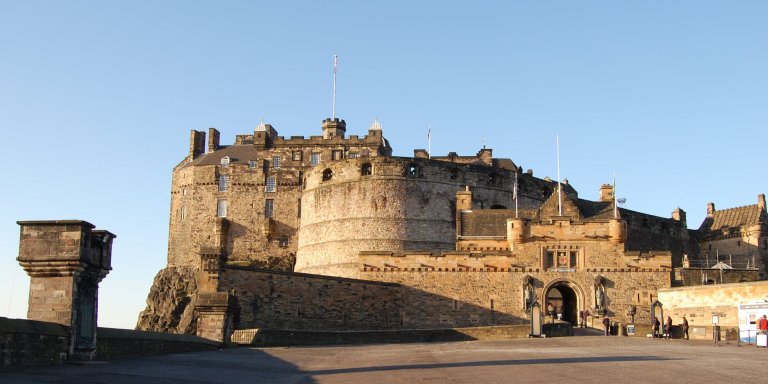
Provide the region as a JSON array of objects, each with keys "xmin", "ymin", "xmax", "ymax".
[{"xmin": 653, "ymin": 315, "xmax": 689, "ymax": 340}]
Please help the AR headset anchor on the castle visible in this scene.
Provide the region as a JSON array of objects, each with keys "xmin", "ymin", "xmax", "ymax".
[{"xmin": 137, "ymin": 117, "xmax": 767, "ymax": 341}]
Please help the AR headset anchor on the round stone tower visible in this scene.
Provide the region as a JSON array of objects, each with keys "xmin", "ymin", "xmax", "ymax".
[{"xmin": 295, "ymin": 156, "xmax": 518, "ymax": 278}]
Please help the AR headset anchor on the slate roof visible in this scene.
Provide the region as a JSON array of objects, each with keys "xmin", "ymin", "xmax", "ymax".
[
  {"xmin": 186, "ymin": 145, "xmax": 259, "ymax": 167},
  {"xmin": 699, "ymin": 204, "xmax": 765, "ymax": 232},
  {"xmin": 460, "ymin": 209, "xmax": 537, "ymax": 237}
]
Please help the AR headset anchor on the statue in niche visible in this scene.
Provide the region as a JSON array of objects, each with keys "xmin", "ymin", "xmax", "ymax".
[
  {"xmin": 594, "ymin": 275, "xmax": 606, "ymax": 312},
  {"xmin": 522, "ymin": 275, "xmax": 535, "ymax": 310}
]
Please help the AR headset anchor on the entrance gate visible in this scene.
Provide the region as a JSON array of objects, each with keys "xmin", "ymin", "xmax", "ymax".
[{"xmin": 544, "ymin": 280, "xmax": 583, "ymax": 326}]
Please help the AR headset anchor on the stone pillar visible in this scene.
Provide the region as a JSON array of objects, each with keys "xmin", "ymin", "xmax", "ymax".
[
  {"xmin": 195, "ymin": 249, "xmax": 238, "ymax": 344},
  {"xmin": 196, "ymin": 292, "xmax": 237, "ymax": 344},
  {"xmin": 16, "ymin": 220, "xmax": 115, "ymax": 361}
]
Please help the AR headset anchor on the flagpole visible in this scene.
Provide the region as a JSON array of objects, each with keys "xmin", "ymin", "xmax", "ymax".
[
  {"xmin": 557, "ymin": 134, "xmax": 562, "ymax": 216},
  {"xmin": 428, "ymin": 124, "xmax": 432, "ymax": 159},
  {"xmin": 613, "ymin": 172, "xmax": 618, "ymax": 219},
  {"xmin": 514, "ymin": 172, "xmax": 519, "ymax": 218},
  {"xmin": 332, "ymin": 55, "xmax": 338, "ymax": 119}
]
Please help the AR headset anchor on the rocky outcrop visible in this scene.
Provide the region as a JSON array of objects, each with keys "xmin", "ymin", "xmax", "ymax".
[{"xmin": 136, "ymin": 266, "xmax": 198, "ymax": 334}]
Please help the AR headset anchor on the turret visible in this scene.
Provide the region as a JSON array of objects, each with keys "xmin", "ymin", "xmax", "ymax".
[
  {"xmin": 455, "ymin": 187, "xmax": 472, "ymax": 239},
  {"xmin": 322, "ymin": 118, "xmax": 346, "ymax": 139},
  {"xmin": 609, "ymin": 218, "xmax": 626, "ymax": 244},
  {"xmin": 507, "ymin": 218, "xmax": 528, "ymax": 251},
  {"xmin": 253, "ymin": 120, "xmax": 278, "ymax": 149}
]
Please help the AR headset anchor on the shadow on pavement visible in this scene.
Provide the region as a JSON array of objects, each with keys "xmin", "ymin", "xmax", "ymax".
[{"xmin": 307, "ymin": 355, "xmax": 681, "ymax": 376}]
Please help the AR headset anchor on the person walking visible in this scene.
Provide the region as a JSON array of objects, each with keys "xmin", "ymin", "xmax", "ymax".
[
  {"xmin": 583, "ymin": 309, "xmax": 590, "ymax": 328},
  {"xmin": 681, "ymin": 316, "xmax": 689, "ymax": 340},
  {"xmin": 759, "ymin": 315, "xmax": 768, "ymax": 335},
  {"xmin": 602, "ymin": 316, "xmax": 610, "ymax": 336},
  {"xmin": 653, "ymin": 318, "xmax": 661, "ymax": 339},
  {"xmin": 665, "ymin": 316, "xmax": 673, "ymax": 339}
]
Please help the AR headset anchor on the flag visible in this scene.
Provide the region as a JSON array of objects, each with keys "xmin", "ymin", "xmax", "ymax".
[
  {"xmin": 333, "ymin": 55, "xmax": 338, "ymax": 74},
  {"xmin": 513, "ymin": 172, "xmax": 518, "ymax": 201}
]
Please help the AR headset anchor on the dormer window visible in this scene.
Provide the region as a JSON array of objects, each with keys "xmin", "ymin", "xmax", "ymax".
[
  {"xmin": 221, "ymin": 156, "xmax": 230, "ymax": 167},
  {"xmin": 248, "ymin": 160, "xmax": 257, "ymax": 169}
]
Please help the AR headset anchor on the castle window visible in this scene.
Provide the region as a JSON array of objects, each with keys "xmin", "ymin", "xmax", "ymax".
[
  {"xmin": 298, "ymin": 171, "xmax": 303, "ymax": 186},
  {"xmin": 218, "ymin": 175, "xmax": 229, "ymax": 192},
  {"xmin": 264, "ymin": 199, "xmax": 274, "ymax": 218},
  {"xmin": 322, "ymin": 169, "xmax": 333, "ymax": 182},
  {"xmin": 297, "ymin": 198, "xmax": 301, "ymax": 218},
  {"xmin": 248, "ymin": 160, "xmax": 257, "ymax": 169},
  {"xmin": 217, "ymin": 199, "xmax": 228, "ymax": 217},
  {"xmin": 348, "ymin": 152, "xmax": 359, "ymax": 159},
  {"xmin": 310, "ymin": 152, "xmax": 321, "ymax": 166},
  {"xmin": 278, "ymin": 237, "xmax": 289, "ymax": 248},
  {"xmin": 292, "ymin": 150, "xmax": 302, "ymax": 161},
  {"xmin": 273, "ymin": 156, "xmax": 281, "ymax": 169},
  {"xmin": 182, "ymin": 188, "xmax": 187, "ymax": 196},
  {"xmin": 220, "ymin": 156, "xmax": 230, "ymax": 167},
  {"xmin": 361, "ymin": 163, "xmax": 372, "ymax": 176},
  {"xmin": 332, "ymin": 150, "xmax": 343, "ymax": 160},
  {"xmin": 179, "ymin": 206, "xmax": 186, "ymax": 221},
  {"xmin": 266, "ymin": 176, "xmax": 276, "ymax": 192}
]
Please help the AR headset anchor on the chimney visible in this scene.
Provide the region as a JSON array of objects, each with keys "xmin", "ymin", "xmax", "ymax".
[
  {"xmin": 672, "ymin": 207, "xmax": 687, "ymax": 228},
  {"xmin": 189, "ymin": 130, "xmax": 206, "ymax": 158},
  {"xmin": 759, "ymin": 194, "xmax": 766, "ymax": 212},
  {"xmin": 707, "ymin": 202, "xmax": 716, "ymax": 218},
  {"xmin": 599, "ymin": 184, "xmax": 614, "ymax": 203},
  {"xmin": 208, "ymin": 128, "xmax": 220, "ymax": 153}
]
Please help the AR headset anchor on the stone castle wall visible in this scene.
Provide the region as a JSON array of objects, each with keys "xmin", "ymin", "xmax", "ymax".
[
  {"xmin": 219, "ymin": 266, "xmax": 403, "ymax": 331},
  {"xmin": 658, "ymin": 280, "xmax": 768, "ymax": 329},
  {"xmin": 295, "ymin": 156, "xmax": 559, "ymax": 278},
  {"xmin": 167, "ymin": 124, "xmax": 389, "ymax": 269}
]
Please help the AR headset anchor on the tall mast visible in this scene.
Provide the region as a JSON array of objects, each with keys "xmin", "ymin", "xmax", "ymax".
[
  {"xmin": 557, "ymin": 134, "xmax": 563, "ymax": 216},
  {"xmin": 332, "ymin": 55, "xmax": 338, "ymax": 119}
]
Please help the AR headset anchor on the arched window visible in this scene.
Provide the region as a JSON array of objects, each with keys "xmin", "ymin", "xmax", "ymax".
[
  {"xmin": 361, "ymin": 163, "xmax": 372, "ymax": 176},
  {"xmin": 322, "ymin": 169, "xmax": 333, "ymax": 181}
]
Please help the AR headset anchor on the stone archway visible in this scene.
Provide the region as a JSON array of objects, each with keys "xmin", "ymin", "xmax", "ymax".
[{"xmin": 543, "ymin": 279, "xmax": 586, "ymax": 326}]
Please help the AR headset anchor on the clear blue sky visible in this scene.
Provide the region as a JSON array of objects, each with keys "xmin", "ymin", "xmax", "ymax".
[{"xmin": 1, "ymin": 1, "xmax": 766, "ymax": 329}]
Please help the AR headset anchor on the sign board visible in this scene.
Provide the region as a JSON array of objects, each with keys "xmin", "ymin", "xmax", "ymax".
[
  {"xmin": 626, "ymin": 324, "xmax": 635, "ymax": 336},
  {"xmin": 738, "ymin": 302, "xmax": 768, "ymax": 342}
]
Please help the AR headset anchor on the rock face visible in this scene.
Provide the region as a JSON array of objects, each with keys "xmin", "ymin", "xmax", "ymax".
[{"xmin": 136, "ymin": 266, "xmax": 198, "ymax": 334}]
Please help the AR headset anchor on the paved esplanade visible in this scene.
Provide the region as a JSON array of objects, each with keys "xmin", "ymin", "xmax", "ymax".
[{"xmin": 5, "ymin": 335, "xmax": 766, "ymax": 383}]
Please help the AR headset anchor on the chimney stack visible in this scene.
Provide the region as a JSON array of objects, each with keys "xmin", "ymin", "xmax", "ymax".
[
  {"xmin": 759, "ymin": 194, "xmax": 766, "ymax": 212},
  {"xmin": 599, "ymin": 184, "xmax": 614, "ymax": 203},
  {"xmin": 189, "ymin": 130, "xmax": 206, "ymax": 159},
  {"xmin": 208, "ymin": 128, "xmax": 220, "ymax": 153},
  {"xmin": 707, "ymin": 202, "xmax": 716, "ymax": 218}
]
